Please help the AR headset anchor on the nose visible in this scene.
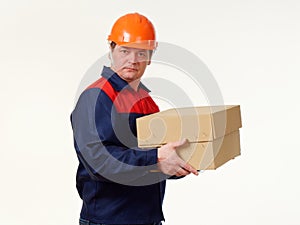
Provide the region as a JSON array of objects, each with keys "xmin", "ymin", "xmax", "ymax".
[{"xmin": 128, "ymin": 52, "xmax": 138, "ymax": 63}]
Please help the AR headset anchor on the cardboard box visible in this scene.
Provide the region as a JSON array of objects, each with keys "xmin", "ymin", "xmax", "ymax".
[{"xmin": 137, "ymin": 105, "xmax": 242, "ymax": 170}]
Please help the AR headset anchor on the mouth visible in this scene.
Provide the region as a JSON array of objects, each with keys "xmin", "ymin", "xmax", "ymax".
[{"xmin": 124, "ymin": 67, "xmax": 138, "ymax": 72}]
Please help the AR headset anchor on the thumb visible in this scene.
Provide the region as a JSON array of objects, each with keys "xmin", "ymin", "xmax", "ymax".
[{"xmin": 172, "ymin": 138, "xmax": 188, "ymax": 148}]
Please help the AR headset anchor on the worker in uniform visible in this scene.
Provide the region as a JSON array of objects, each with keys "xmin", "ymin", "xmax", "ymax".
[{"xmin": 71, "ymin": 12, "xmax": 198, "ymax": 225}]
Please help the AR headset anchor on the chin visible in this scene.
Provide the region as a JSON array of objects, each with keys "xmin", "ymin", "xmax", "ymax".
[{"xmin": 124, "ymin": 73, "xmax": 139, "ymax": 79}]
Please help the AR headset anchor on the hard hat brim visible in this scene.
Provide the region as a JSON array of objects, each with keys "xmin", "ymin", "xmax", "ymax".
[{"xmin": 115, "ymin": 40, "xmax": 157, "ymax": 50}]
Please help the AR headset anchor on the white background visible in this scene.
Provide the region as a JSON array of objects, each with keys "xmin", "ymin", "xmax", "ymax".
[{"xmin": 1, "ymin": 0, "xmax": 300, "ymax": 225}]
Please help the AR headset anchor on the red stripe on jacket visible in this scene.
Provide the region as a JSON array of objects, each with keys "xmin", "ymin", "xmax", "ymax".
[{"xmin": 86, "ymin": 77, "xmax": 159, "ymax": 114}]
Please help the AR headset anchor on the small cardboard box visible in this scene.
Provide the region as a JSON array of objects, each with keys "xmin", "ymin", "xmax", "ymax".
[{"xmin": 137, "ymin": 105, "xmax": 242, "ymax": 170}]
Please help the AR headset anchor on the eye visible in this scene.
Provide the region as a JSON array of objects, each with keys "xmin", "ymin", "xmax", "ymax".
[
  {"xmin": 138, "ymin": 51, "xmax": 148, "ymax": 58},
  {"xmin": 138, "ymin": 52, "xmax": 146, "ymax": 57},
  {"xmin": 120, "ymin": 49, "xmax": 129, "ymax": 54}
]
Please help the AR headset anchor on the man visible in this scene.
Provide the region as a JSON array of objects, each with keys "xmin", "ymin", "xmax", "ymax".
[{"xmin": 71, "ymin": 13, "xmax": 198, "ymax": 225}]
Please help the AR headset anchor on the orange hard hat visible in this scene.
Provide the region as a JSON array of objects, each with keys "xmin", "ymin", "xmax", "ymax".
[{"xmin": 107, "ymin": 13, "xmax": 157, "ymax": 50}]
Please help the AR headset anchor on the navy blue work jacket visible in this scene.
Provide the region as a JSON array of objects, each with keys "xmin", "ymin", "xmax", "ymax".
[{"xmin": 71, "ymin": 66, "xmax": 167, "ymax": 224}]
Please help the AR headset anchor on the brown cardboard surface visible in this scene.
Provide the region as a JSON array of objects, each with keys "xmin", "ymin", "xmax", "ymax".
[
  {"xmin": 137, "ymin": 105, "xmax": 242, "ymax": 147},
  {"xmin": 176, "ymin": 130, "xmax": 241, "ymax": 170}
]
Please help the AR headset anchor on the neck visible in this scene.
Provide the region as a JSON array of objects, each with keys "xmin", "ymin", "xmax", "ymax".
[{"xmin": 128, "ymin": 79, "xmax": 140, "ymax": 91}]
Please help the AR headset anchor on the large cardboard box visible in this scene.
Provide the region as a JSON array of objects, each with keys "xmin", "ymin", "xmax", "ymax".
[{"xmin": 137, "ymin": 105, "xmax": 242, "ymax": 170}]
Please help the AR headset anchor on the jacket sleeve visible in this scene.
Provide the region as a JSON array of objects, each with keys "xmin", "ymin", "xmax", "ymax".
[{"xmin": 71, "ymin": 88, "xmax": 166, "ymax": 185}]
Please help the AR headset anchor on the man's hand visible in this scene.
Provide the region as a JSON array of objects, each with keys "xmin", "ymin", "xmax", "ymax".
[{"xmin": 157, "ymin": 139, "xmax": 199, "ymax": 177}]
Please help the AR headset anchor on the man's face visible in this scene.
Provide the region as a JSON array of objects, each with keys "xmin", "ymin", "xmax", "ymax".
[{"xmin": 110, "ymin": 45, "xmax": 151, "ymax": 83}]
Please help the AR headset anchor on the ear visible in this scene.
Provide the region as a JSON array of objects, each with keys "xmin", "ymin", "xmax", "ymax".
[
  {"xmin": 147, "ymin": 51, "xmax": 153, "ymax": 65},
  {"xmin": 108, "ymin": 44, "xmax": 114, "ymax": 61}
]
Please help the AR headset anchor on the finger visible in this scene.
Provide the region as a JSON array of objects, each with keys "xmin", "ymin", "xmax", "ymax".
[
  {"xmin": 175, "ymin": 167, "xmax": 190, "ymax": 177},
  {"xmin": 175, "ymin": 155, "xmax": 198, "ymax": 175},
  {"xmin": 181, "ymin": 163, "xmax": 199, "ymax": 176}
]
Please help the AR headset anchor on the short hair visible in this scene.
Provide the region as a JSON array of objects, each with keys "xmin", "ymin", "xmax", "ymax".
[{"xmin": 110, "ymin": 41, "xmax": 117, "ymax": 50}]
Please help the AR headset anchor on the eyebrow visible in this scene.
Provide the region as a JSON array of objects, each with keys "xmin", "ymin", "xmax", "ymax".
[{"xmin": 119, "ymin": 46, "xmax": 148, "ymax": 52}]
